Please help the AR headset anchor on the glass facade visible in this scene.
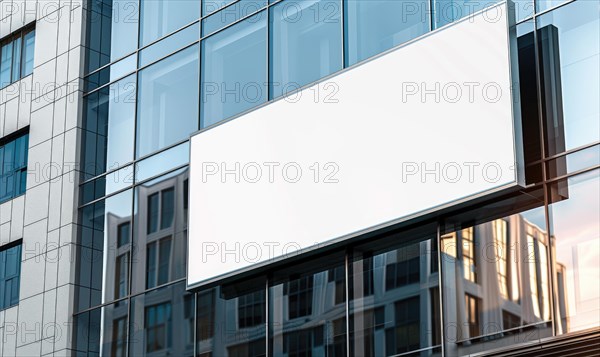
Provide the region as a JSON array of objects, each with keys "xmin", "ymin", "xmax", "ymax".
[{"xmin": 76, "ymin": 0, "xmax": 599, "ymax": 355}]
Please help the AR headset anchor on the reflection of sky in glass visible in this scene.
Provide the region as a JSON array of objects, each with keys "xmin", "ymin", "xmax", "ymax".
[
  {"xmin": 550, "ymin": 170, "xmax": 600, "ymax": 331},
  {"xmin": 135, "ymin": 142, "xmax": 190, "ymax": 184},
  {"xmin": 105, "ymin": 189, "xmax": 133, "ymax": 220},
  {"xmin": 521, "ymin": 207, "xmax": 546, "ymax": 230},
  {"xmin": 538, "ymin": 1, "xmax": 600, "ymax": 152}
]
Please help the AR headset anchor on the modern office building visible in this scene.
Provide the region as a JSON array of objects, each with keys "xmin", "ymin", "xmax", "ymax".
[{"xmin": 0, "ymin": 0, "xmax": 598, "ymax": 356}]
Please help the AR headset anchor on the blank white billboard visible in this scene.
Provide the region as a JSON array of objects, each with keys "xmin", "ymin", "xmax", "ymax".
[{"xmin": 188, "ymin": 3, "xmax": 521, "ymax": 287}]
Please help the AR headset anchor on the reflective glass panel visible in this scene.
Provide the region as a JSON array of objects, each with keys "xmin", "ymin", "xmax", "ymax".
[
  {"xmin": 536, "ymin": 0, "xmax": 569, "ymax": 12},
  {"xmin": 110, "ymin": 0, "xmax": 140, "ymax": 61},
  {"xmin": 77, "ymin": 190, "xmax": 133, "ymax": 311},
  {"xmin": 203, "ymin": 0, "xmax": 237, "ymax": 16},
  {"xmin": 201, "ymin": 12, "xmax": 267, "ymax": 128},
  {"xmin": 269, "ymin": 254, "xmax": 346, "ymax": 356},
  {"xmin": 546, "ymin": 145, "xmax": 600, "ymax": 179},
  {"xmin": 537, "ymin": 0, "xmax": 600, "ymax": 155},
  {"xmin": 140, "ymin": 0, "xmax": 201, "ymax": 46},
  {"xmin": 22, "ymin": 30, "xmax": 35, "ymax": 76},
  {"xmin": 131, "ymin": 169, "xmax": 189, "ymax": 294},
  {"xmin": 73, "ymin": 300, "xmax": 129, "ymax": 357},
  {"xmin": 196, "ymin": 278, "xmax": 267, "ymax": 356},
  {"xmin": 433, "ymin": 0, "xmax": 502, "ymax": 28},
  {"xmin": 350, "ymin": 225, "xmax": 441, "ymax": 356},
  {"xmin": 139, "ymin": 23, "xmax": 200, "ymax": 68},
  {"xmin": 129, "ymin": 282, "xmax": 195, "ymax": 356},
  {"xmin": 269, "ymin": 0, "xmax": 342, "ymax": 99},
  {"xmin": 548, "ymin": 170, "xmax": 600, "ymax": 334},
  {"xmin": 345, "ymin": 0, "xmax": 429, "ymax": 65},
  {"xmin": 136, "ymin": 45, "xmax": 199, "ymax": 158},
  {"xmin": 202, "ymin": 0, "xmax": 266, "ymax": 36},
  {"xmin": 441, "ymin": 203, "xmax": 553, "ymax": 355},
  {"xmin": 107, "ymin": 75, "xmax": 137, "ymax": 169},
  {"xmin": 135, "ymin": 142, "xmax": 190, "ymax": 184},
  {"xmin": 11, "ymin": 36, "xmax": 21, "ymax": 83},
  {"xmin": 83, "ymin": 74, "xmax": 136, "ymax": 179},
  {"xmin": 0, "ymin": 41, "xmax": 13, "ymax": 88}
]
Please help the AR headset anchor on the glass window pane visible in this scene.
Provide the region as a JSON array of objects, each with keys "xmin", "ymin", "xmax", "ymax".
[
  {"xmin": 160, "ymin": 188, "xmax": 175, "ymax": 229},
  {"xmin": 345, "ymin": 0, "xmax": 429, "ymax": 65},
  {"xmin": 201, "ymin": 12, "xmax": 267, "ymax": 128},
  {"xmin": 129, "ymin": 282, "xmax": 194, "ymax": 355},
  {"xmin": 147, "ymin": 193, "xmax": 159, "ymax": 234},
  {"xmin": 203, "ymin": 0, "xmax": 237, "ymax": 16},
  {"xmin": 549, "ymin": 170, "xmax": 600, "ymax": 334},
  {"xmin": 441, "ymin": 200, "xmax": 553, "ymax": 355},
  {"xmin": 105, "ymin": 165, "xmax": 135, "ymax": 195},
  {"xmin": 110, "ymin": 53, "xmax": 137, "ymax": 82},
  {"xmin": 107, "ymin": 75, "xmax": 137, "ymax": 170},
  {"xmin": 546, "ymin": 145, "xmax": 600, "ymax": 178},
  {"xmin": 11, "ymin": 36, "xmax": 21, "ymax": 82},
  {"xmin": 132, "ymin": 170, "xmax": 189, "ymax": 294},
  {"xmin": 433, "ymin": 0, "xmax": 502, "ymax": 28},
  {"xmin": 1, "ymin": 41, "xmax": 14, "ymax": 88},
  {"xmin": 76, "ymin": 190, "xmax": 133, "ymax": 311},
  {"xmin": 139, "ymin": 23, "xmax": 200, "ymax": 68},
  {"xmin": 536, "ymin": 0, "xmax": 569, "ymax": 12},
  {"xmin": 73, "ymin": 300, "xmax": 129, "ymax": 357},
  {"xmin": 110, "ymin": 0, "xmax": 139, "ymax": 61},
  {"xmin": 157, "ymin": 238, "xmax": 172, "ymax": 285},
  {"xmin": 270, "ymin": 0, "xmax": 342, "ymax": 99},
  {"xmin": 21, "ymin": 30, "xmax": 35, "ymax": 76},
  {"xmin": 136, "ymin": 45, "xmax": 199, "ymax": 158},
  {"xmin": 134, "ymin": 142, "xmax": 189, "ymax": 184},
  {"xmin": 202, "ymin": 0, "xmax": 266, "ymax": 36},
  {"xmin": 140, "ymin": 0, "xmax": 201, "ymax": 46},
  {"xmin": 351, "ymin": 225, "xmax": 441, "ymax": 356},
  {"xmin": 270, "ymin": 254, "xmax": 346, "ymax": 356},
  {"xmin": 537, "ymin": 1, "xmax": 600, "ymax": 155},
  {"xmin": 196, "ymin": 278, "xmax": 266, "ymax": 356}
]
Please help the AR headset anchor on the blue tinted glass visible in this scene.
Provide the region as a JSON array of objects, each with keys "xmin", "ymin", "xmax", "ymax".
[
  {"xmin": 433, "ymin": 0, "xmax": 502, "ymax": 28},
  {"xmin": 140, "ymin": 0, "xmax": 201, "ymax": 46},
  {"xmin": 345, "ymin": 0, "xmax": 430, "ymax": 65},
  {"xmin": 140, "ymin": 23, "xmax": 200, "ymax": 67},
  {"xmin": 203, "ymin": 0, "xmax": 237, "ymax": 16},
  {"xmin": 270, "ymin": 0, "xmax": 342, "ymax": 99},
  {"xmin": 0, "ymin": 244, "xmax": 21, "ymax": 309},
  {"xmin": 536, "ymin": 0, "xmax": 569, "ymax": 12},
  {"xmin": 136, "ymin": 45, "xmax": 199, "ymax": 158},
  {"xmin": 110, "ymin": 53, "xmax": 137, "ymax": 81},
  {"xmin": 22, "ymin": 30, "xmax": 35, "ymax": 76},
  {"xmin": 537, "ymin": 0, "xmax": 600, "ymax": 153},
  {"xmin": 11, "ymin": 37, "xmax": 21, "ymax": 82},
  {"xmin": 135, "ymin": 142, "xmax": 189, "ymax": 183},
  {"xmin": 14, "ymin": 134, "xmax": 28, "ymax": 168},
  {"xmin": 201, "ymin": 12, "xmax": 267, "ymax": 128},
  {"xmin": 513, "ymin": 0, "xmax": 534, "ymax": 22},
  {"xmin": 110, "ymin": 0, "xmax": 139, "ymax": 61},
  {"xmin": 202, "ymin": 0, "xmax": 266, "ymax": 36},
  {"xmin": 1, "ymin": 42, "xmax": 14, "ymax": 88},
  {"xmin": 0, "ymin": 133, "xmax": 28, "ymax": 202},
  {"xmin": 105, "ymin": 165, "xmax": 135, "ymax": 195},
  {"xmin": 107, "ymin": 75, "xmax": 136, "ymax": 170}
]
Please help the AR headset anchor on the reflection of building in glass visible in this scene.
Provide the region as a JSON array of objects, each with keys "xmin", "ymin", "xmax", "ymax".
[{"xmin": 99, "ymin": 169, "xmax": 192, "ymax": 356}]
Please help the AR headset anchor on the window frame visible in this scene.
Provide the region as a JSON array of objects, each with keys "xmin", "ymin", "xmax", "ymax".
[
  {"xmin": 0, "ymin": 129, "xmax": 29, "ymax": 204},
  {"xmin": 0, "ymin": 25, "xmax": 35, "ymax": 89},
  {"xmin": 0, "ymin": 240, "xmax": 23, "ymax": 311}
]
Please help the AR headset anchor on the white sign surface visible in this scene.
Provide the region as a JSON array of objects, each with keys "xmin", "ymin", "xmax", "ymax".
[{"xmin": 188, "ymin": 3, "xmax": 520, "ymax": 287}]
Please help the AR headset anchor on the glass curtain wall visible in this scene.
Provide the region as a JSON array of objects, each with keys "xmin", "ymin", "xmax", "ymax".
[{"xmin": 75, "ymin": 0, "xmax": 599, "ymax": 355}]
